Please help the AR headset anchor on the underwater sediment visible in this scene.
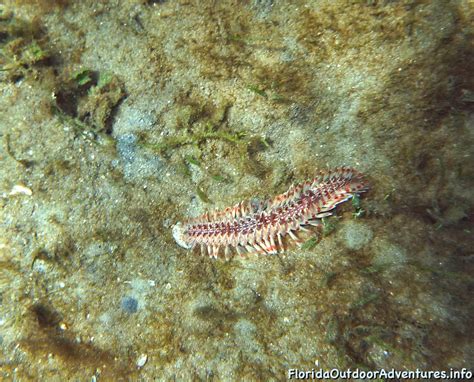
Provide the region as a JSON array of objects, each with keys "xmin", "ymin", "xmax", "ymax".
[{"xmin": 0, "ymin": 0, "xmax": 473, "ymax": 380}]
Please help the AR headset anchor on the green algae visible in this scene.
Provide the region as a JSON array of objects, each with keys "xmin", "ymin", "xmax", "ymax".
[
  {"xmin": 301, "ymin": 236, "xmax": 318, "ymax": 251},
  {"xmin": 322, "ymin": 217, "xmax": 339, "ymax": 236},
  {"xmin": 146, "ymin": 119, "xmax": 250, "ymax": 155},
  {"xmin": 53, "ymin": 70, "xmax": 125, "ymax": 136},
  {"xmin": 196, "ymin": 185, "xmax": 211, "ymax": 203},
  {"xmin": 246, "ymin": 83, "xmax": 267, "ymax": 98},
  {"xmin": 71, "ymin": 68, "xmax": 93, "ymax": 86},
  {"xmin": 0, "ymin": 11, "xmax": 52, "ymax": 82},
  {"xmin": 184, "ymin": 154, "xmax": 200, "ymax": 167},
  {"xmin": 141, "ymin": 95, "xmax": 271, "ymax": 184},
  {"xmin": 351, "ymin": 194, "xmax": 365, "ymax": 218}
]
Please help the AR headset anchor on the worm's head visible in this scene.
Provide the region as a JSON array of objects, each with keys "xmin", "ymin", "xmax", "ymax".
[{"xmin": 172, "ymin": 222, "xmax": 192, "ymax": 249}]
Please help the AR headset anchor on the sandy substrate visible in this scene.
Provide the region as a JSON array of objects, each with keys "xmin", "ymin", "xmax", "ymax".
[{"xmin": 0, "ymin": 0, "xmax": 473, "ymax": 380}]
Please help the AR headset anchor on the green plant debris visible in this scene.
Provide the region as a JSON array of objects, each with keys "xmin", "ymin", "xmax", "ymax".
[
  {"xmin": 148, "ymin": 122, "xmax": 253, "ymax": 155},
  {"xmin": 54, "ymin": 71, "xmax": 125, "ymax": 135},
  {"xmin": 301, "ymin": 236, "xmax": 318, "ymax": 251},
  {"xmin": 51, "ymin": 103, "xmax": 112, "ymax": 145},
  {"xmin": 1, "ymin": 37, "xmax": 51, "ymax": 81},
  {"xmin": 72, "ymin": 69, "xmax": 93, "ymax": 86},
  {"xmin": 247, "ymin": 84, "xmax": 267, "ymax": 98},
  {"xmin": 247, "ymin": 80, "xmax": 293, "ymax": 103},
  {"xmin": 184, "ymin": 154, "xmax": 201, "ymax": 167},
  {"xmin": 146, "ymin": 135, "xmax": 191, "ymax": 153},
  {"xmin": 23, "ymin": 40, "xmax": 48, "ymax": 62},
  {"xmin": 257, "ymin": 135, "xmax": 271, "ymax": 149},
  {"xmin": 352, "ymin": 194, "xmax": 365, "ymax": 218},
  {"xmin": 201, "ymin": 127, "xmax": 247, "ymax": 144},
  {"xmin": 78, "ymin": 74, "xmax": 125, "ymax": 132},
  {"xmin": 321, "ymin": 217, "xmax": 338, "ymax": 236},
  {"xmin": 196, "ymin": 186, "xmax": 211, "ymax": 203},
  {"xmin": 210, "ymin": 174, "xmax": 227, "ymax": 183},
  {"xmin": 0, "ymin": 10, "xmax": 54, "ymax": 82},
  {"xmin": 142, "ymin": 97, "xmax": 269, "ymax": 178},
  {"xmin": 352, "ymin": 194, "xmax": 361, "ymax": 210},
  {"xmin": 269, "ymin": 93, "xmax": 293, "ymax": 103},
  {"xmin": 176, "ymin": 160, "xmax": 192, "ymax": 178},
  {"xmin": 51, "ymin": 104, "xmax": 93, "ymax": 136},
  {"xmin": 97, "ymin": 71, "xmax": 114, "ymax": 89},
  {"xmin": 71, "ymin": 69, "xmax": 114, "ymax": 91}
]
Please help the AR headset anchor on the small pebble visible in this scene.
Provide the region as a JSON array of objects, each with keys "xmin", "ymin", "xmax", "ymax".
[
  {"xmin": 121, "ymin": 296, "xmax": 138, "ymax": 313},
  {"xmin": 136, "ymin": 353, "xmax": 148, "ymax": 368}
]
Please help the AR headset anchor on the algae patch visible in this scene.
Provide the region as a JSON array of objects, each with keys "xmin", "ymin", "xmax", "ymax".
[
  {"xmin": 53, "ymin": 70, "xmax": 126, "ymax": 136},
  {"xmin": 0, "ymin": 9, "xmax": 52, "ymax": 82}
]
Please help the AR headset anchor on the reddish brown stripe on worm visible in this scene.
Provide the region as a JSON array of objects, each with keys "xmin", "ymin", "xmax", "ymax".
[{"xmin": 172, "ymin": 167, "xmax": 369, "ymax": 259}]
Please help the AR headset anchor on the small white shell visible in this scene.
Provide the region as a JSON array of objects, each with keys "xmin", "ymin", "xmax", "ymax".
[
  {"xmin": 136, "ymin": 353, "xmax": 148, "ymax": 368},
  {"xmin": 172, "ymin": 222, "xmax": 192, "ymax": 249},
  {"xmin": 9, "ymin": 184, "xmax": 33, "ymax": 196}
]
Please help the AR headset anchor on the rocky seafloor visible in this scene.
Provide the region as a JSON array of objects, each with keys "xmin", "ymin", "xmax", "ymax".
[{"xmin": 0, "ymin": 0, "xmax": 473, "ymax": 380}]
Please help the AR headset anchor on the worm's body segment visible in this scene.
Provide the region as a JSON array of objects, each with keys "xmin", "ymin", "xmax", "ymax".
[{"xmin": 173, "ymin": 167, "xmax": 368, "ymax": 259}]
